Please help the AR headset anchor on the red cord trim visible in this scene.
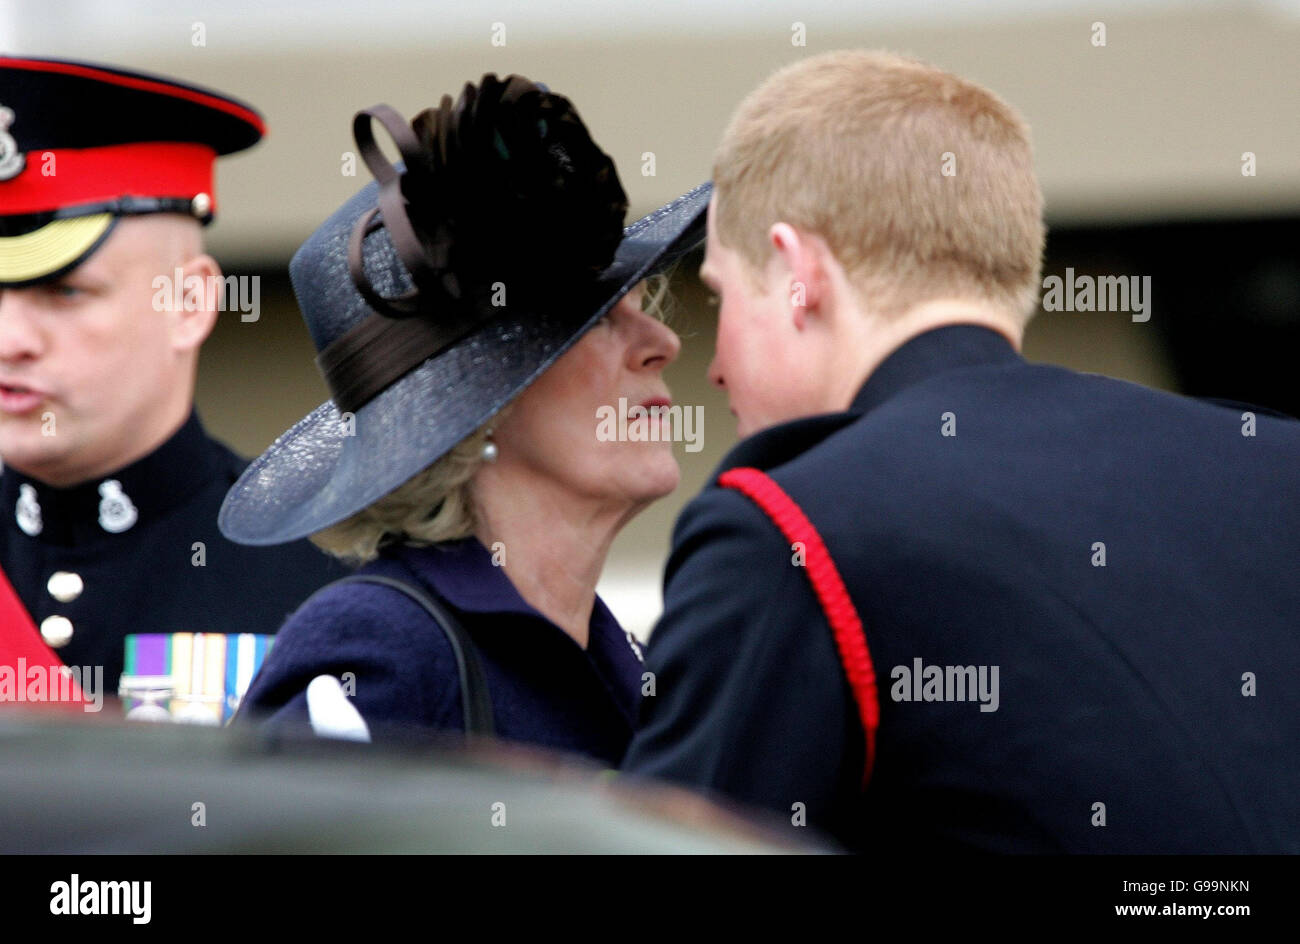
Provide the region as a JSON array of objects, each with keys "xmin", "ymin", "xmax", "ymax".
[{"xmin": 719, "ymin": 466, "xmax": 878, "ymax": 787}]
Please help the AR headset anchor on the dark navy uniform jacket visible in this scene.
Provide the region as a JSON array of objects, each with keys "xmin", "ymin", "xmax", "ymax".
[
  {"xmin": 0, "ymin": 411, "xmax": 347, "ymax": 688},
  {"xmin": 623, "ymin": 324, "xmax": 1300, "ymax": 853},
  {"xmin": 238, "ymin": 537, "xmax": 646, "ymax": 767}
]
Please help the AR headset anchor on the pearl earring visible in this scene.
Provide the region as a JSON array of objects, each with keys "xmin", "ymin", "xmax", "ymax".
[{"xmin": 481, "ymin": 429, "xmax": 498, "ymax": 463}]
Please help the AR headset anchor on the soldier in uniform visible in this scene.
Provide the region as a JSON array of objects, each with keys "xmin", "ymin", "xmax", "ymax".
[
  {"xmin": 623, "ymin": 51, "xmax": 1300, "ymax": 853},
  {"xmin": 0, "ymin": 56, "xmax": 346, "ymax": 696}
]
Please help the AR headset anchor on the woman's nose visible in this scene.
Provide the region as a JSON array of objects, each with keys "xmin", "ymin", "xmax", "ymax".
[
  {"xmin": 644, "ymin": 316, "xmax": 681, "ymax": 368},
  {"xmin": 618, "ymin": 294, "xmax": 679, "ymax": 370}
]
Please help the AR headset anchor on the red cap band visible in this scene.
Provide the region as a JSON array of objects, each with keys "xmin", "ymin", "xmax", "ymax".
[{"xmin": 3, "ymin": 141, "xmax": 217, "ymax": 217}]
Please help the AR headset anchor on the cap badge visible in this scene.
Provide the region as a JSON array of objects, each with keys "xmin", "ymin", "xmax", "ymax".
[
  {"xmin": 98, "ymin": 479, "xmax": 138, "ymax": 533},
  {"xmin": 0, "ymin": 106, "xmax": 26, "ymax": 182},
  {"xmin": 16, "ymin": 482, "xmax": 42, "ymax": 536}
]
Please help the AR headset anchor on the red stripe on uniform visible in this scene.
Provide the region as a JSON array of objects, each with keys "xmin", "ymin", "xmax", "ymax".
[{"xmin": 719, "ymin": 466, "xmax": 879, "ymax": 788}]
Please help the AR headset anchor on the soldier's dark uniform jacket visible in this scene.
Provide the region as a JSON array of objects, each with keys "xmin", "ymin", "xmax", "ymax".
[
  {"xmin": 0, "ymin": 58, "xmax": 348, "ymax": 691},
  {"xmin": 0, "ymin": 410, "xmax": 346, "ymax": 687},
  {"xmin": 623, "ymin": 324, "xmax": 1300, "ymax": 853}
]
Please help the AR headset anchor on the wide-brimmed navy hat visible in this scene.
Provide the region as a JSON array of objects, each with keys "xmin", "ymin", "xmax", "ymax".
[{"xmin": 219, "ymin": 76, "xmax": 709, "ymax": 546}]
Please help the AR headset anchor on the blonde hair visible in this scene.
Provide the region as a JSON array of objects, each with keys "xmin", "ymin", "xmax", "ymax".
[
  {"xmin": 712, "ymin": 50, "xmax": 1045, "ymax": 321},
  {"xmin": 311, "ymin": 273, "xmax": 675, "ymax": 564},
  {"xmin": 310, "ymin": 417, "xmax": 499, "ymax": 565}
]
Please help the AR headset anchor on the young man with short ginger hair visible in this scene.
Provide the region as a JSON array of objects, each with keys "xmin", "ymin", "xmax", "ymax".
[
  {"xmin": 623, "ymin": 50, "xmax": 1300, "ymax": 854},
  {"xmin": 703, "ymin": 49, "xmax": 1044, "ymax": 438}
]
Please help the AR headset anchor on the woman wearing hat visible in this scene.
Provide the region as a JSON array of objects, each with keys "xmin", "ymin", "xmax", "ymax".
[{"xmin": 219, "ymin": 75, "xmax": 709, "ymax": 766}]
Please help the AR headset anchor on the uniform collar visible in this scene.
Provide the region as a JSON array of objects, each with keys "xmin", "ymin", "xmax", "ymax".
[
  {"xmin": 716, "ymin": 324, "xmax": 1021, "ymax": 476},
  {"xmin": 0, "ymin": 410, "xmax": 222, "ymax": 546},
  {"xmin": 850, "ymin": 323, "xmax": 1020, "ymax": 417}
]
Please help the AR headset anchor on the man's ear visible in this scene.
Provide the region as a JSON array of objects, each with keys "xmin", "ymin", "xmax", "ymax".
[
  {"xmin": 169, "ymin": 253, "xmax": 221, "ymax": 352},
  {"xmin": 768, "ymin": 222, "xmax": 826, "ymax": 330}
]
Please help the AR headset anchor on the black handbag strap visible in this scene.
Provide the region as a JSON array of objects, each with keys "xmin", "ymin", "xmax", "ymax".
[{"xmin": 331, "ymin": 574, "xmax": 495, "ymax": 738}]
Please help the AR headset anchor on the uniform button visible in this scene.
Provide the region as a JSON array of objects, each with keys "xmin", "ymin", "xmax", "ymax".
[
  {"xmin": 40, "ymin": 614, "xmax": 74, "ymax": 648},
  {"xmin": 46, "ymin": 571, "xmax": 84, "ymax": 603}
]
